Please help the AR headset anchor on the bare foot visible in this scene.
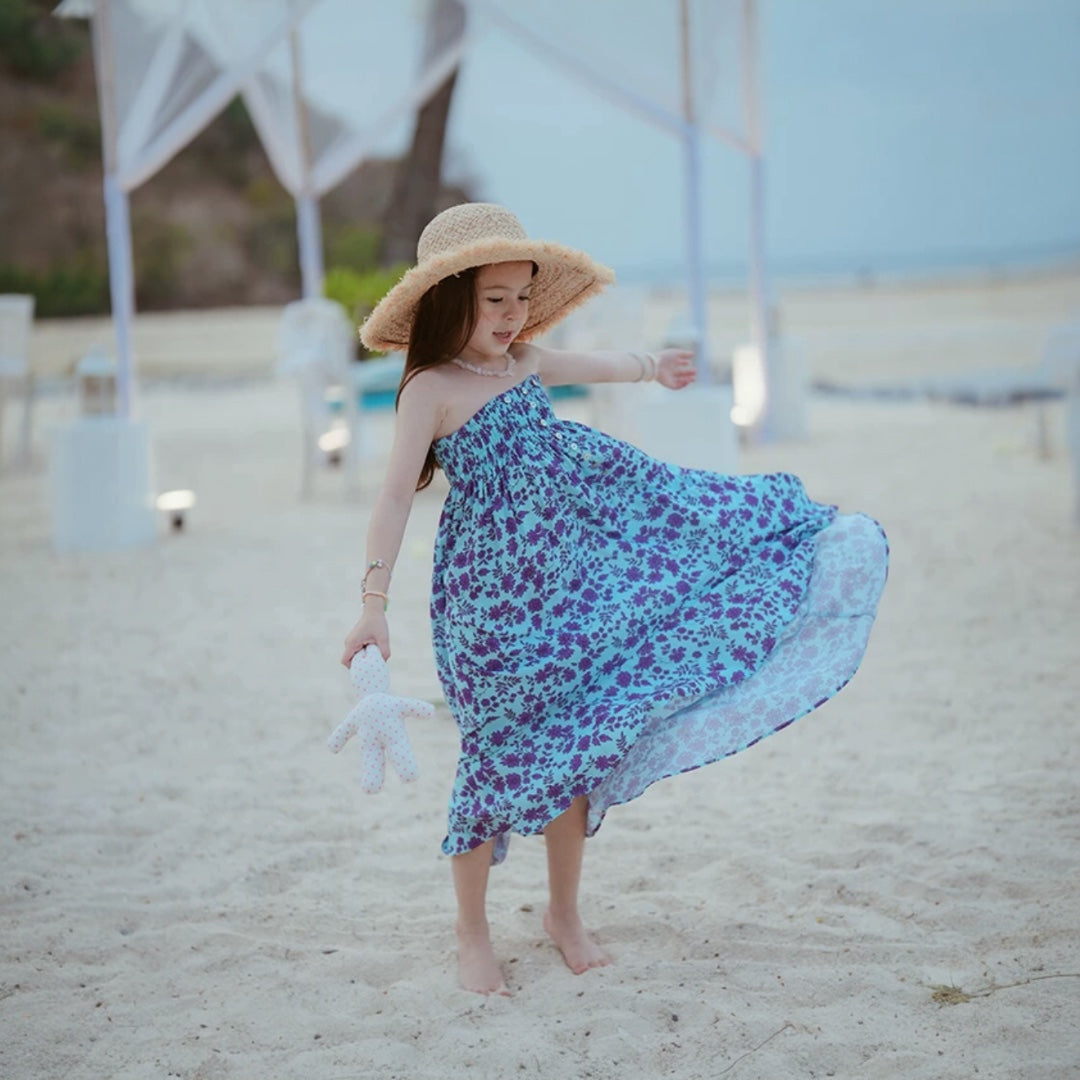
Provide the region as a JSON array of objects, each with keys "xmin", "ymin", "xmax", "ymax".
[
  {"xmin": 456, "ymin": 922, "xmax": 511, "ymax": 996},
  {"xmin": 543, "ymin": 909, "xmax": 613, "ymax": 975}
]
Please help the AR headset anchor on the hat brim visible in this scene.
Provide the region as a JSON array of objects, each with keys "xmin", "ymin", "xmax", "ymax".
[{"xmin": 358, "ymin": 237, "xmax": 615, "ymax": 352}]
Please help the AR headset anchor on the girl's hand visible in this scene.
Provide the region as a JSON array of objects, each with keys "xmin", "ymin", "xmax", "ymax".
[
  {"xmin": 341, "ymin": 608, "xmax": 390, "ymax": 666},
  {"xmin": 655, "ymin": 348, "xmax": 696, "ymax": 390}
]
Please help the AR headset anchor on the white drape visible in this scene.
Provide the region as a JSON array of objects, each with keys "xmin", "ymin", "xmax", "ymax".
[
  {"xmin": 466, "ymin": 0, "xmax": 767, "ymax": 406},
  {"xmin": 234, "ymin": 0, "xmax": 468, "ymax": 297},
  {"xmin": 58, "ymin": 0, "xmax": 319, "ymax": 194},
  {"xmin": 56, "ymin": 0, "xmax": 319, "ymax": 413},
  {"xmin": 470, "ymin": 0, "xmax": 748, "ymax": 150}
]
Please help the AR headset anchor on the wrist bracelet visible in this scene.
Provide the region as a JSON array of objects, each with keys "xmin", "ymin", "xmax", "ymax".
[
  {"xmin": 630, "ymin": 352, "xmax": 648, "ymax": 382},
  {"xmin": 362, "ymin": 590, "xmax": 389, "ymax": 612},
  {"xmin": 362, "ymin": 558, "xmax": 391, "ymax": 591}
]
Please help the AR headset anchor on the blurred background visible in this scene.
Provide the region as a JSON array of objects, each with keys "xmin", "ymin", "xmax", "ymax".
[{"xmin": 2, "ymin": 0, "xmax": 1076, "ymax": 317}]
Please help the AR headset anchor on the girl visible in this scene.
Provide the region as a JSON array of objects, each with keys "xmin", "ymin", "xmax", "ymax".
[{"xmin": 341, "ymin": 203, "xmax": 888, "ymax": 997}]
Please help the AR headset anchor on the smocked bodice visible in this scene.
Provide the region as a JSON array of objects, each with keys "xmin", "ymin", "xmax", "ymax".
[{"xmin": 432, "ymin": 374, "xmax": 593, "ymax": 495}]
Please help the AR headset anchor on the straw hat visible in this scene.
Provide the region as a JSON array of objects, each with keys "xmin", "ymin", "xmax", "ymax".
[{"xmin": 359, "ymin": 203, "xmax": 615, "ymax": 351}]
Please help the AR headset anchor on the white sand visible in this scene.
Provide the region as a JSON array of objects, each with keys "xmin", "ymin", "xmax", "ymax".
[{"xmin": 2, "ymin": 274, "xmax": 1079, "ymax": 1079}]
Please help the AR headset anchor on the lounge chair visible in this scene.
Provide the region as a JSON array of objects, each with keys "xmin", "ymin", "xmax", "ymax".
[{"xmin": 276, "ymin": 297, "xmax": 362, "ymax": 498}]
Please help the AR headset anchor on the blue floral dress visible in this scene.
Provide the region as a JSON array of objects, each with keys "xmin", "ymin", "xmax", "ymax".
[{"xmin": 431, "ymin": 374, "xmax": 888, "ymax": 863}]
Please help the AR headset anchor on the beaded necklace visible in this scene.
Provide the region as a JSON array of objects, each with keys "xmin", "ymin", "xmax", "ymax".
[{"xmin": 451, "ymin": 353, "xmax": 517, "ymax": 378}]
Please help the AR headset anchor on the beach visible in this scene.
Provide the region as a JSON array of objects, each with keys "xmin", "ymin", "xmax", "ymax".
[{"xmin": 2, "ymin": 271, "xmax": 1079, "ymax": 1079}]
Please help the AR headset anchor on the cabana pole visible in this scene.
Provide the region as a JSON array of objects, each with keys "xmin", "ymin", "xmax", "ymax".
[
  {"xmin": 92, "ymin": 0, "xmax": 135, "ymax": 418},
  {"xmin": 742, "ymin": 0, "xmax": 775, "ymax": 439},
  {"xmin": 290, "ymin": 21, "xmax": 324, "ymax": 299},
  {"xmin": 679, "ymin": 0, "xmax": 710, "ymax": 384}
]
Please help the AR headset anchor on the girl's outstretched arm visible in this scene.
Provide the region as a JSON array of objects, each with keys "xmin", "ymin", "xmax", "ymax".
[
  {"xmin": 341, "ymin": 374, "xmax": 444, "ymax": 666},
  {"xmin": 519, "ymin": 342, "xmax": 696, "ymax": 390}
]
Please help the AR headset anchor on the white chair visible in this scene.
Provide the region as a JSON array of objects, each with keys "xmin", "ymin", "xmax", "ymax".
[
  {"xmin": 0, "ymin": 294, "xmax": 36, "ymax": 468},
  {"xmin": 276, "ymin": 297, "xmax": 362, "ymax": 498}
]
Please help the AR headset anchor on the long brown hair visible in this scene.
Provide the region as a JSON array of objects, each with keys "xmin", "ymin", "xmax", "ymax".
[{"xmin": 396, "ymin": 268, "xmax": 478, "ymax": 491}]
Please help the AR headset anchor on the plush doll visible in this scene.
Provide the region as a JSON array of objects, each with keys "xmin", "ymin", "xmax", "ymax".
[{"xmin": 328, "ymin": 645, "xmax": 430, "ymax": 793}]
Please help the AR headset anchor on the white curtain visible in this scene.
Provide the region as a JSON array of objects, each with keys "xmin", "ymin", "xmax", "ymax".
[
  {"xmin": 468, "ymin": 0, "xmax": 749, "ymax": 150},
  {"xmin": 233, "ymin": 0, "xmax": 469, "ymax": 296},
  {"xmin": 241, "ymin": 1, "xmax": 467, "ymax": 198},
  {"xmin": 55, "ymin": 0, "xmax": 319, "ymax": 413},
  {"xmin": 467, "ymin": 0, "xmax": 756, "ymax": 385},
  {"xmin": 59, "ymin": 0, "xmax": 320, "ymax": 193}
]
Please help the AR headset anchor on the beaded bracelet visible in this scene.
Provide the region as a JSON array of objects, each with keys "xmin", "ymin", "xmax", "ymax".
[
  {"xmin": 362, "ymin": 558, "xmax": 391, "ymax": 591},
  {"xmin": 362, "ymin": 590, "xmax": 389, "ymax": 612}
]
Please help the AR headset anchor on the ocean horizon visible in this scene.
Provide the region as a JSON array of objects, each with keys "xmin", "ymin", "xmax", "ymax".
[{"xmin": 612, "ymin": 241, "xmax": 1080, "ymax": 292}]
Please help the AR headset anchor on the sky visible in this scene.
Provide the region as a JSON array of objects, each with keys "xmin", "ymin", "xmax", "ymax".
[{"xmin": 307, "ymin": 0, "xmax": 1080, "ymax": 283}]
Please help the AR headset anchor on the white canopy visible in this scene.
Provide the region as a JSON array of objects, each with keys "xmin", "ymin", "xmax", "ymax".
[
  {"xmin": 55, "ymin": 0, "xmax": 322, "ymax": 415},
  {"xmin": 238, "ymin": 0, "xmax": 469, "ymax": 299},
  {"xmin": 57, "ymin": 0, "xmax": 773, "ymax": 431},
  {"xmin": 468, "ymin": 0, "xmax": 768, "ymax": 404}
]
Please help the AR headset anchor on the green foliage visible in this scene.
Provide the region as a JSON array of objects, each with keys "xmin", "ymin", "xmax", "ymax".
[
  {"xmin": 0, "ymin": 0, "xmax": 85, "ymax": 81},
  {"xmin": 245, "ymin": 219, "xmax": 299, "ymax": 284},
  {"xmin": 324, "ymin": 264, "xmax": 406, "ymax": 320},
  {"xmin": 324, "ymin": 223, "xmax": 380, "ymax": 275},
  {"xmin": 186, "ymin": 97, "xmax": 262, "ymax": 189},
  {"xmin": 219, "ymin": 97, "xmax": 261, "ymax": 156},
  {"xmin": 133, "ymin": 218, "xmax": 194, "ymax": 309},
  {"xmin": 0, "ymin": 258, "xmax": 108, "ymax": 317},
  {"xmin": 358, "ymin": 264, "xmax": 409, "ymax": 313},
  {"xmin": 323, "ymin": 263, "xmax": 407, "ymax": 358},
  {"xmin": 241, "ymin": 177, "xmax": 299, "ymax": 284},
  {"xmin": 322, "ymin": 267, "xmax": 365, "ymax": 318},
  {"xmin": 36, "ymin": 102, "xmax": 100, "ymax": 168},
  {"xmin": 244, "ymin": 176, "xmax": 290, "ymax": 213}
]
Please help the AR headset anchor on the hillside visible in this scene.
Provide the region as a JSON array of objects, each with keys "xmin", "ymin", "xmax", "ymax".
[{"xmin": 0, "ymin": 7, "xmax": 467, "ymax": 315}]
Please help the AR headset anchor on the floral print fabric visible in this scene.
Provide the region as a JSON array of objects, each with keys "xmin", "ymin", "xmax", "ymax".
[{"xmin": 431, "ymin": 375, "xmax": 888, "ymax": 863}]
